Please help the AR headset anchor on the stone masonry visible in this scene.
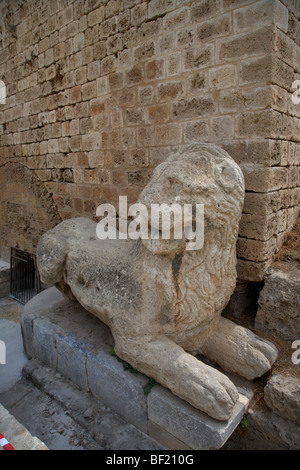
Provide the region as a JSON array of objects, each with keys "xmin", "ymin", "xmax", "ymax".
[{"xmin": 0, "ymin": 0, "xmax": 299, "ymax": 281}]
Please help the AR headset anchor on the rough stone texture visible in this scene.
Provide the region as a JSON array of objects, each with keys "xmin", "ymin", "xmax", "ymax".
[
  {"xmin": 255, "ymin": 262, "xmax": 300, "ymax": 341},
  {"xmin": 247, "ymin": 405, "xmax": 300, "ymax": 450},
  {"xmin": 21, "ymin": 287, "xmax": 251, "ymax": 450},
  {"xmin": 0, "ymin": 361, "xmax": 162, "ymax": 450},
  {"xmin": 21, "ymin": 359, "xmax": 164, "ymax": 451},
  {"xmin": 86, "ymin": 351, "xmax": 149, "ymax": 433},
  {"xmin": 264, "ymin": 374, "xmax": 300, "ymax": 426},
  {"xmin": 224, "ymin": 401, "xmax": 300, "ymax": 450},
  {"xmin": 0, "ymin": 0, "xmax": 299, "ymax": 280},
  {"xmin": 37, "ymin": 144, "xmax": 277, "ymax": 422}
]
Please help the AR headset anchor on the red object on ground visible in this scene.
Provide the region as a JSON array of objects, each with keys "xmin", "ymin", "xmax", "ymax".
[{"xmin": 0, "ymin": 432, "xmax": 15, "ymax": 450}]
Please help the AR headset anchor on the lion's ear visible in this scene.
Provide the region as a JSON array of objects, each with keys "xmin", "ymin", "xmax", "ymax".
[
  {"xmin": 142, "ymin": 237, "xmax": 186, "ymax": 255},
  {"xmin": 215, "ymin": 162, "xmax": 244, "ymax": 194}
]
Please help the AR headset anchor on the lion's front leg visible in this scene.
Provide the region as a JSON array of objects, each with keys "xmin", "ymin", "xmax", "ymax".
[
  {"xmin": 201, "ymin": 317, "xmax": 278, "ymax": 381},
  {"xmin": 114, "ymin": 335, "xmax": 239, "ymax": 421}
]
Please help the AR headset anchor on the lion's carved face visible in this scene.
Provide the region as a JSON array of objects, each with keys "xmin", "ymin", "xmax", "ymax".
[{"xmin": 138, "ymin": 144, "xmax": 245, "ymax": 255}]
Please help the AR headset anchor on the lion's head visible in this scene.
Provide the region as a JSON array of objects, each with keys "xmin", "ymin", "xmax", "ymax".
[{"xmin": 138, "ymin": 143, "xmax": 245, "ymax": 255}]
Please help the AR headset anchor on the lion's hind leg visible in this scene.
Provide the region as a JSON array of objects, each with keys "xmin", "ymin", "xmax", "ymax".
[{"xmin": 114, "ymin": 335, "xmax": 238, "ymax": 421}]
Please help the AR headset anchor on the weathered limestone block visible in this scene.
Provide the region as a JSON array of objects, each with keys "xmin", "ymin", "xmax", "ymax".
[
  {"xmin": 264, "ymin": 375, "xmax": 300, "ymax": 426},
  {"xmin": 246, "ymin": 404, "xmax": 300, "ymax": 450},
  {"xmin": 256, "ymin": 263, "xmax": 300, "ymax": 341},
  {"xmin": 37, "ymin": 144, "xmax": 277, "ymax": 421}
]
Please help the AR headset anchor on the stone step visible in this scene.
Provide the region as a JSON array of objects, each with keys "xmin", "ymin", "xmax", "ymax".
[
  {"xmin": 21, "ymin": 287, "xmax": 251, "ymax": 450},
  {"xmin": 22, "ymin": 359, "xmax": 165, "ymax": 451}
]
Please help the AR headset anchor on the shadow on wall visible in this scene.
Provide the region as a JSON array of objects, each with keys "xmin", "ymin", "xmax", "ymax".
[{"xmin": 0, "ymin": 162, "xmax": 61, "ymax": 260}]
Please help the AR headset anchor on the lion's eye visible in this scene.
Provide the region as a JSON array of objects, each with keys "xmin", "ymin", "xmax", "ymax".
[
  {"xmin": 216, "ymin": 164, "xmax": 236, "ymax": 189},
  {"xmin": 167, "ymin": 176, "xmax": 177, "ymax": 185}
]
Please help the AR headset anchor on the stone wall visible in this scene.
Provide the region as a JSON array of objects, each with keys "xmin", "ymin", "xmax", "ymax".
[{"xmin": 0, "ymin": 0, "xmax": 299, "ymax": 280}]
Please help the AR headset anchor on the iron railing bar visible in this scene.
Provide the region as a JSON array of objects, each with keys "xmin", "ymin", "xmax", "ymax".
[{"xmin": 10, "ymin": 247, "xmax": 42, "ymax": 305}]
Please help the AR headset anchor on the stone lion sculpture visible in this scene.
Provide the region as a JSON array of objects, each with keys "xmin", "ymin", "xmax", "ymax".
[{"xmin": 37, "ymin": 143, "xmax": 277, "ymax": 421}]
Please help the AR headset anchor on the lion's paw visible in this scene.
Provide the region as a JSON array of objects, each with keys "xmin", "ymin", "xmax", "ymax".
[
  {"xmin": 174, "ymin": 355, "xmax": 239, "ymax": 421},
  {"xmin": 202, "ymin": 317, "xmax": 278, "ymax": 381}
]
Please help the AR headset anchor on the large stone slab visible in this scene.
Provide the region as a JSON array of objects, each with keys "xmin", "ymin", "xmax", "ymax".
[
  {"xmin": 264, "ymin": 375, "xmax": 300, "ymax": 426},
  {"xmin": 21, "ymin": 287, "xmax": 251, "ymax": 450},
  {"xmin": 246, "ymin": 403, "xmax": 300, "ymax": 450},
  {"xmin": 148, "ymin": 385, "xmax": 247, "ymax": 450},
  {"xmin": 256, "ymin": 263, "xmax": 300, "ymax": 341}
]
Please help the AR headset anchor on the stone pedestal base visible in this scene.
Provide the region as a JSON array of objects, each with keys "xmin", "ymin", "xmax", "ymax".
[{"xmin": 21, "ymin": 287, "xmax": 251, "ymax": 450}]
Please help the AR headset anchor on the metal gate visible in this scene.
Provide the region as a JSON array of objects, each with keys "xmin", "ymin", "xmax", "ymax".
[{"xmin": 10, "ymin": 248, "xmax": 42, "ymax": 305}]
